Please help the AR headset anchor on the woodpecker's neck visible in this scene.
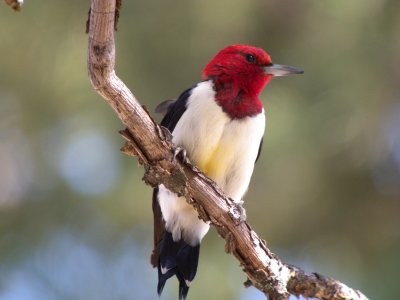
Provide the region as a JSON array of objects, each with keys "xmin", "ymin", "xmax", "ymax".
[{"xmin": 211, "ymin": 77, "xmax": 264, "ymax": 119}]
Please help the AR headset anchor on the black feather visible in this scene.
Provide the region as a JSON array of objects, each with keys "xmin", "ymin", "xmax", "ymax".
[
  {"xmin": 160, "ymin": 86, "xmax": 195, "ymax": 132},
  {"xmin": 255, "ymin": 138, "xmax": 263, "ymax": 163},
  {"xmin": 157, "ymin": 231, "xmax": 200, "ymax": 300},
  {"xmin": 155, "ymin": 99, "xmax": 176, "ymax": 116}
]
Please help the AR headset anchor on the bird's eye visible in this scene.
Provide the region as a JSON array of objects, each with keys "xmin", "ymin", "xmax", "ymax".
[{"xmin": 245, "ymin": 54, "xmax": 256, "ymax": 63}]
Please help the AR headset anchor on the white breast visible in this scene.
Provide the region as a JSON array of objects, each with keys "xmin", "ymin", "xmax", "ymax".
[{"xmin": 158, "ymin": 80, "xmax": 265, "ymax": 245}]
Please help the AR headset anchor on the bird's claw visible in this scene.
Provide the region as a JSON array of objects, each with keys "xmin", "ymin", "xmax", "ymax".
[
  {"xmin": 229, "ymin": 200, "xmax": 247, "ymax": 224},
  {"xmin": 237, "ymin": 203, "xmax": 247, "ymax": 223},
  {"xmin": 174, "ymin": 147, "xmax": 191, "ymax": 164},
  {"xmin": 160, "ymin": 126, "xmax": 173, "ymax": 141}
]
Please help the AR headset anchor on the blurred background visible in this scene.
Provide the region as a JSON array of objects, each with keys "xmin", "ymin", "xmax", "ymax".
[{"xmin": 1, "ymin": 0, "xmax": 399, "ymax": 299}]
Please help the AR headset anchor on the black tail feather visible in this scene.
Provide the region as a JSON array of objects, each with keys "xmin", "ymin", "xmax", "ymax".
[
  {"xmin": 178, "ymin": 276, "xmax": 189, "ymax": 300},
  {"xmin": 157, "ymin": 231, "xmax": 200, "ymax": 299},
  {"xmin": 157, "ymin": 264, "xmax": 175, "ymax": 296}
]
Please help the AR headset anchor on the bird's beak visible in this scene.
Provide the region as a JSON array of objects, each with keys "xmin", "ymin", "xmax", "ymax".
[{"xmin": 263, "ymin": 64, "xmax": 304, "ymax": 77}]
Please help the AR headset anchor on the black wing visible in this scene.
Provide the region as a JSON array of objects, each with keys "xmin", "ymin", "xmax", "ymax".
[
  {"xmin": 159, "ymin": 86, "xmax": 194, "ymax": 132},
  {"xmin": 255, "ymin": 138, "xmax": 263, "ymax": 163},
  {"xmin": 151, "ymin": 85, "xmax": 195, "ymax": 267}
]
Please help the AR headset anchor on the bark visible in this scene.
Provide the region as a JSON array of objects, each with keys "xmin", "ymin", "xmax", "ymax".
[
  {"xmin": 4, "ymin": 0, "xmax": 23, "ymax": 11},
  {"xmin": 87, "ymin": 1, "xmax": 369, "ymax": 299}
]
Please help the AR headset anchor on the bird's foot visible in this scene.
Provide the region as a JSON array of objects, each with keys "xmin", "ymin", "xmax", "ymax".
[
  {"xmin": 159, "ymin": 126, "xmax": 173, "ymax": 141},
  {"xmin": 237, "ymin": 202, "xmax": 247, "ymax": 223},
  {"xmin": 229, "ymin": 200, "xmax": 247, "ymax": 224},
  {"xmin": 173, "ymin": 146, "xmax": 191, "ymax": 164}
]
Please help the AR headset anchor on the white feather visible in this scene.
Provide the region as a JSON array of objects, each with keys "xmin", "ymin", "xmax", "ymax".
[{"xmin": 158, "ymin": 80, "xmax": 265, "ymax": 245}]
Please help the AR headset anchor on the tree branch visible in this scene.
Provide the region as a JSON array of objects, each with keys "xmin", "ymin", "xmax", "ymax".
[
  {"xmin": 4, "ymin": 0, "xmax": 23, "ymax": 11},
  {"xmin": 87, "ymin": 1, "xmax": 369, "ymax": 299}
]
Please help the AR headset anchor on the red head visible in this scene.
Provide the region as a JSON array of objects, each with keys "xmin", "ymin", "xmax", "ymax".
[{"xmin": 202, "ymin": 44, "xmax": 303, "ymax": 119}]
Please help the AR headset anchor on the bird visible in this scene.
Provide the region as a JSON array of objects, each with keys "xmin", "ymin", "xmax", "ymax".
[{"xmin": 151, "ymin": 44, "xmax": 303, "ymax": 299}]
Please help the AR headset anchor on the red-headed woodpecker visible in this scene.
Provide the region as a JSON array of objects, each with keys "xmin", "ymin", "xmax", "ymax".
[{"xmin": 151, "ymin": 44, "xmax": 303, "ymax": 299}]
